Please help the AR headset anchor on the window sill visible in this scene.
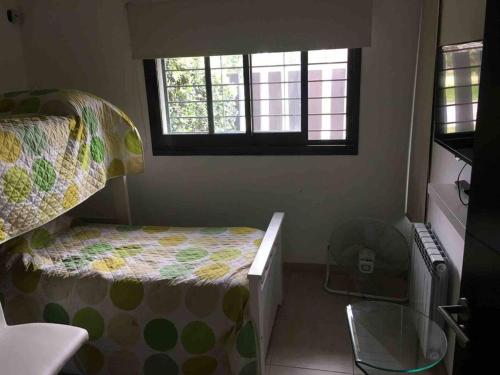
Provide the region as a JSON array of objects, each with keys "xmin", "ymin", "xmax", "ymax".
[{"xmin": 151, "ymin": 144, "xmax": 358, "ymax": 156}]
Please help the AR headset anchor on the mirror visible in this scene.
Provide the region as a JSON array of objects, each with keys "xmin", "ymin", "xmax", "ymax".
[{"xmin": 434, "ymin": 41, "xmax": 482, "ymax": 165}]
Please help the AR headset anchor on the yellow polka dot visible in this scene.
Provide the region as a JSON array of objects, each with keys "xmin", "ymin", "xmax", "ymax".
[
  {"xmin": 143, "ymin": 226, "xmax": 170, "ymax": 234},
  {"xmin": 195, "ymin": 263, "xmax": 231, "ymax": 281},
  {"xmin": 253, "ymin": 238, "xmax": 262, "ymax": 247},
  {"xmin": 92, "ymin": 257, "xmax": 126, "ymax": 273},
  {"xmin": 107, "ymin": 159, "xmax": 125, "ymax": 177},
  {"xmin": 230, "ymin": 227, "xmax": 257, "ymax": 235},
  {"xmin": 191, "ymin": 237, "xmax": 218, "ymax": 247},
  {"xmin": 158, "ymin": 234, "xmax": 187, "ymax": 247},
  {"xmin": 78, "ymin": 144, "xmax": 91, "ymax": 171},
  {"xmin": 63, "ymin": 184, "xmax": 79, "ymax": 209},
  {"xmin": 69, "ymin": 118, "xmax": 87, "ymax": 143},
  {"xmin": 3, "ymin": 167, "xmax": 32, "ymax": 202},
  {"xmin": 40, "ymin": 193, "xmax": 61, "ymax": 220},
  {"xmin": 73, "ymin": 229, "xmax": 101, "ymax": 241},
  {"xmin": 0, "ymin": 219, "xmax": 5, "ymax": 241},
  {"xmin": 0, "ymin": 131, "xmax": 21, "ymax": 163}
]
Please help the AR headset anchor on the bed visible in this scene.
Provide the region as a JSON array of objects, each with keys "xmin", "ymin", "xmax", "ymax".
[{"xmin": 0, "ymin": 89, "xmax": 283, "ymax": 375}]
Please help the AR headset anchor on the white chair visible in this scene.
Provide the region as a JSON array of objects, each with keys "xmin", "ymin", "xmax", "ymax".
[{"xmin": 0, "ymin": 302, "xmax": 88, "ymax": 375}]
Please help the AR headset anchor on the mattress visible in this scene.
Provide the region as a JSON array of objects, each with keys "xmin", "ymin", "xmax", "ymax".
[
  {"xmin": 0, "ymin": 89, "xmax": 144, "ymax": 245},
  {"xmin": 0, "ymin": 220, "xmax": 264, "ymax": 374}
]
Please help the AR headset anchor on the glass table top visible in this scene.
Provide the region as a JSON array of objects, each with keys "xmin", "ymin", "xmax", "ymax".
[{"xmin": 346, "ymin": 301, "xmax": 447, "ymax": 374}]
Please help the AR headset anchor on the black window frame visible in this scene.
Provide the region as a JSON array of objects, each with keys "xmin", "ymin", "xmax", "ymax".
[{"xmin": 144, "ymin": 49, "xmax": 361, "ymax": 155}]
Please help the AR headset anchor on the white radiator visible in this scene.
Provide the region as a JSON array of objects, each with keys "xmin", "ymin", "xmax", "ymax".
[{"xmin": 409, "ymin": 223, "xmax": 449, "ymax": 357}]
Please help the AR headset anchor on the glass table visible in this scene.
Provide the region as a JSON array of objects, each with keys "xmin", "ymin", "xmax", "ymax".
[{"xmin": 346, "ymin": 301, "xmax": 447, "ymax": 374}]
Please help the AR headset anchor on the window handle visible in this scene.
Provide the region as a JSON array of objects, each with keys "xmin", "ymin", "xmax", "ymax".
[{"xmin": 438, "ymin": 297, "xmax": 470, "ymax": 348}]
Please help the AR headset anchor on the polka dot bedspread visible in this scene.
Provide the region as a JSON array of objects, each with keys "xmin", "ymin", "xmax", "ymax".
[
  {"xmin": 0, "ymin": 217, "xmax": 264, "ymax": 374},
  {"xmin": 0, "ymin": 89, "xmax": 144, "ymax": 245}
]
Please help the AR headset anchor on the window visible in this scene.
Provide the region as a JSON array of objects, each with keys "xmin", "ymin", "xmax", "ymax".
[
  {"xmin": 435, "ymin": 41, "xmax": 482, "ymax": 136},
  {"xmin": 144, "ymin": 49, "xmax": 361, "ymax": 155}
]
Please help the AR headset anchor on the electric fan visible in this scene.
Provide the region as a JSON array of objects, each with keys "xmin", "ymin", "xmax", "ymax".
[{"xmin": 324, "ymin": 217, "xmax": 410, "ymax": 301}]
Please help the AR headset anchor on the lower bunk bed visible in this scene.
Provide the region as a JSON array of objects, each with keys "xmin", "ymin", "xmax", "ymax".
[{"xmin": 0, "ymin": 212, "xmax": 284, "ymax": 375}]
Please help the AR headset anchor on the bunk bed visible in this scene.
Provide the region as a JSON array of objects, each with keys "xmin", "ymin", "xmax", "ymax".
[{"xmin": 0, "ymin": 89, "xmax": 283, "ymax": 375}]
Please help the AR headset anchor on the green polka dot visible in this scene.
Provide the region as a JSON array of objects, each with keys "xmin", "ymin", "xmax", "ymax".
[
  {"xmin": 144, "ymin": 319, "xmax": 178, "ymax": 351},
  {"xmin": 239, "ymin": 361, "xmax": 257, "ymax": 375},
  {"xmin": 223, "ymin": 286, "xmax": 250, "ymax": 322},
  {"xmin": 0, "ymin": 98, "xmax": 15, "ymax": 112},
  {"xmin": 181, "ymin": 321, "xmax": 215, "ymax": 354},
  {"xmin": 90, "ymin": 136, "xmax": 105, "ymax": 163},
  {"xmin": 182, "ymin": 356, "xmax": 218, "ymax": 375},
  {"xmin": 43, "ymin": 303, "xmax": 69, "ymax": 324},
  {"xmin": 62, "ymin": 255, "xmax": 90, "ymax": 272},
  {"xmin": 32, "ymin": 159, "xmax": 56, "ymax": 191},
  {"xmin": 210, "ymin": 248, "xmax": 242, "ymax": 261},
  {"xmin": 113, "ymin": 244, "xmax": 143, "ymax": 258},
  {"xmin": 77, "ymin": 344, "xmax": 104, "ymax": 374},
  {"xmin": 12, "ymin": 263, "xmax": 41, "ymax": 293},
  {"xmin": 82, "ymin": 242, "xmax": 112, "ymax": 256},
  {"xmin": 14, "ymin": 97, "xmax": 40, "ymax": 113},
  {"xmin": 144, "ymin": 354, "xmax": 179, "ymax": 375},
  {"xmin": 237, "ymin": 321, "xmax": 257, "ymax": 358},
  {"xmin": 83, "ymin": 107, "xmax": 99, "ymax": 134},
  {"xmin": 30, "ymin": 89, "xmax": 58, "ymax": 96},
  {"xmin": 3, "ymin": 167, "xmax": 32, "ymax": 202},
  {"xmin": 159, "ymin": 264, "xmax": 192, "ymax": 279},
  {"xmin": 73, "ymin": 307, "xmax": 104, "ymax": 341},
  {"xmin": 200, "ymin": 227, "xmax": 226, "ymax": 234},
  {"xmin": 110, "ymin": 280, "xmax": 144, "ymax": 310},
  {"xmin": 108, "ymin": 313, "xmax": 141, "ymax": 347},
  {"xmin": 125, "ymin": 130, "xmax": 142, "ymax": 154},
  {"xmin": 22, "ymin": 127, "xmax": 47, "ymax": 156},
  {"xmin": 40, "ymin": 275, "xmax": 75, "ymax": 300},
  {"xmin": 30, "ymin": 228, "xmax": 53, "ymax": 249},
  {"xmin": 176, "ymin": 248, "xmax": 209, "ymax": 263}
]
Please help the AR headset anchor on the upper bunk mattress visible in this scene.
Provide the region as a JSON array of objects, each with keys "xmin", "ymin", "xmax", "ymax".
[
  {"xmin": 9, "ymin": 222, "xmax": 264, "ymax": 284},
  {"xmin": 0, "ymin": 89, "xmax": 144, "ymax": 245}
]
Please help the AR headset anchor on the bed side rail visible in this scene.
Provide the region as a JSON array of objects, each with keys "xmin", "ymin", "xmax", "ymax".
[{"xmin": 248, "ymin": 212, "xmax": 284, "ymax": 375}]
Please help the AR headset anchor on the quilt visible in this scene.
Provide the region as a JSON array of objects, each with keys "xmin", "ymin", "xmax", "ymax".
[
  {"xmin": 0, "ymin": 219, "xmax": 264, "ymax": 375},
  {"xmin": 0, "ymin": 89, "xmax": 144, "ymax": 245}
]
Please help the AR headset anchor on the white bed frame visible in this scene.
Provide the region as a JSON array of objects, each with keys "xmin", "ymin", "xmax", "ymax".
[{"xmin": 248, "ymin": 212, "xmax": 285, "ymax": 375}]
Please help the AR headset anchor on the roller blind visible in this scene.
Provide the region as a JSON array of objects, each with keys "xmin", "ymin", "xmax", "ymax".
[{"xmin": 126, "ymin": 0, "xmax": 372, "ymax": 59}]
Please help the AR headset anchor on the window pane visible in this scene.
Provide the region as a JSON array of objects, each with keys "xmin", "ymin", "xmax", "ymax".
[
  {"xmin": 308, "ymin": 130, "xmax": 346, "ymax": 140},
  {"xmin": 167, "ymin": 86, "xmax": 207, "ymax": 103},
  {"xmin": 169, "ymin": 117, "xmax": 209, "ymax": 134},
  {"xmin": 166, "ymin": 70, "xmax": 205, "ymax": 86},
  {"xmin": 212, "ymin": 84, "xmax": 245, "ymax": 101},
  {"xmin": 436, "ymin": 42, "xmax": 482, "ymax": 136},
  {"xmin": 214, "ymin": 116, "xmax": 246, "ymax": 133},
  {"xmin": 169, "ymin": 101, "xmax": 208, "ymax": 118},
  {"xmin": 308, "ymin": 49, "xmax": 348, "ymax": 64},
  {"xmin": 251, "ymin": 52, "xmax": 302, "ymax": 133},
  {"xmin": 210, "ymin": 55, "xmax": 243, "ymax": 69},
  {"xmin": 162, "ymin": 57, "xmax": 209, "ymax": 134},
  {"xmin": 307, "ymin": 49, "xmax": 349, "ymax": 141},
  {"xmin": 211, "ymin": 68, "xmax": 244, "ymax": 85},
  {"xmin": 165, "ymin": 57, "xmax": 205, "ymax": 70}
]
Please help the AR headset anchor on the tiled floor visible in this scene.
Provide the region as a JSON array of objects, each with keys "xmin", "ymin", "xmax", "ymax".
[{"xmin": 265, "ymin": 265, "xmax": 446, "ymax": 375}]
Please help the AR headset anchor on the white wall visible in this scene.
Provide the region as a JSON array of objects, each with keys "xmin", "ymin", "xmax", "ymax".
[
  {"xmin": 19, "ymin": 0, "xmax": 421, "ymax": 263},
  {"xmin": 0, "ymin": 0, "xmax": 27, "ymax": 92}
]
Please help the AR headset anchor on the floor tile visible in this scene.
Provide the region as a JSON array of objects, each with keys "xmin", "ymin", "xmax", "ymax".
[{"xmin": 269, "ymin": 265, "xmax": 354, "ymax": 373}]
